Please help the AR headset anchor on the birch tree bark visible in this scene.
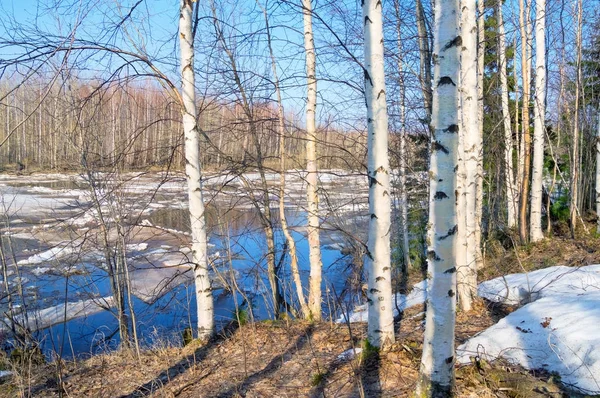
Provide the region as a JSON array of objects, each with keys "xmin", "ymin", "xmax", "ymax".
[
  {"xmin": 302, "ymin": 0, "xmax": 323, "ymax": 321},
  {"xmin": 179, "ymin": 0, "xmax": 214, "ymax": 340},
  {"xmin": 498, "ymin": 0, "xmax": 518, "ymax": 229},
  {"xmin": 518, "ymin": 0, "xmax": 532, "ymax": 243},
  {"xmin": 475, "ymin": 0, "xmax": 485, "ymax": 270},
  {"xmin": 530, "ymin": 0, "xmax": 546, "ymax": 242},
  {"xmin": 596, "ymin": 112, "xmax": 600, "ymax": 234},
  {"xmin": 362, "ymin": 0, "xmax": 394, "ymax": 347},
  {"xmin": 570, "ymin": 0, "xmax": 583, "ymax": 237},
  {"xmin": 259, "ymin": 0, "xmax": 309, "ymax": 318},
  {"xmin": 394, "ymin": 0, "xmax": 412, "ymax": 272},
  {"xmin": 417, "ymin": 0, "xmax": 460, "ymax": 393},
  {"xmin": 416, "ymin": 0, "xmax": 433, "ymax": 121},
  {"xmin": 458, "ymin": 0, "xmax": 480, "ymax": 312}
]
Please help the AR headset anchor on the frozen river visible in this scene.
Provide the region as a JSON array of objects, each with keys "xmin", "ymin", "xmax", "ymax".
[{"xmin": 0, "ymin": 170, "xmax": 372, "ymax": 357}]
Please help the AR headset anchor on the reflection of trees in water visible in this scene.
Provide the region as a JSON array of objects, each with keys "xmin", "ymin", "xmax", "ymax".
[{"xmin": 146, "ymin": 205, "xmax": 267, "ymax": 236}]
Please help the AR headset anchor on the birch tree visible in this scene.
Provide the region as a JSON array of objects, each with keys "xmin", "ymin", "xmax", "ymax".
[
  {"xmin": 362, "ymin": 0, "xmax": 394, "ymax": 347},
  {"xmin": 498, "ymin": 0, "xmax": 518, "ymax": 229},
  {"xmin": 179, "ymin": 0, "xmax": 214, "ymax": 340},
  {"xmin": 458, "ymin": 0, "xmax": 480, "ymax": 311},
  {"xmin": 518, "ymin": 0, "xmax": 532, "ymax": 243},
  {"xmin": 393, "ymin": 0, "xmax": 411, "ymax": 272},
  {"xmin": 416, "ymin": 0, "xmax": 433, "ymax": 121},
  {"xmin": 570, "ymin": 0, "xmax": 583, "ymax": 237},
  {"xmin": 302, "ymin": 0, "xmax": 323, "ymax": 321},
  {"xmin": 417, "ymin": 0, "xmax": 460, "ymax": 393},
  {"xmin": 596, "ymin": 112, "xmax": 600, "ymax": 234},
  {"xmin": 530, "ymin": 0, "xmax": 546, "ymax": 242},
  {"xmin": 259, "ymin": 0, "xmax": 309, "ymax": 318}
]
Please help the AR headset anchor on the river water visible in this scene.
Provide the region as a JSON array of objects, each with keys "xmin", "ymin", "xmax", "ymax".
[{"xmin": 0, "ymin": 171, "xmax": 370, "ymax": 358}]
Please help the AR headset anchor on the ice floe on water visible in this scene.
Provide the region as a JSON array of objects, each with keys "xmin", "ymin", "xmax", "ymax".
[
  {"xmin": 337, "ymin": 280, "xmax": 427, "ymax": 323},
  {"xmin": 458, "ymin": 264, "xmax": 600, "ymax": 394},
  {"xmin": 0, "ymin": 297, "xmax": 115, "ymax": 334}
]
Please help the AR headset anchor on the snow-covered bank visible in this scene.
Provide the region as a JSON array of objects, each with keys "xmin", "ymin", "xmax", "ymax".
[{"xmin": 458, "ymin": 265, "xmax": 600, "ymax": 394}]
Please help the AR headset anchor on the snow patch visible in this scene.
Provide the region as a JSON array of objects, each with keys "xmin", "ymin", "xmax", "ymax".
[
  {"xmin": 458, "ymin": 264, "xmax": 600, "ymax": 394},
  {"xmin": 338, "ymin": 280, "xmax": 427, "ymax": 323}
]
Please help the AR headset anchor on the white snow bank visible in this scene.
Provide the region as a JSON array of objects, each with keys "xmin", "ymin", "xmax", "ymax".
[
  {"xmin": 0, "ymin": 297, "xmax": 114, "ymax": 333},
  {"xmin": 478, "ymin": 264, "xmax": 600, "ymax": 305},
  {"xmin": 458, "ymin": 264, "xmax": 600, "ymax": 394},
  {"xmin": 338, "ymin": 280, "xmax": 427, "ymax": 323}
]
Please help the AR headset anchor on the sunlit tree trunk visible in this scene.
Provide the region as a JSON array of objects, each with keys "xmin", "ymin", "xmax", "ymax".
[
  {"xmin": 180, "ymin": 0, "xmax": 214, "ymax": 340},
  {"xmin": 417, "ymin": 0, "xmax": 460, "ymax": 394},
  {"xmin": 570, "ymin": 0, "xmax": 583, "ymax": 237},
  {"xmin": 394, "ymin": 0, "xmax": 412, "ymax": 272},
  {"xmin": 362, "ymin": 0, "xmax": 394, "ymax": 347},
  {"xmin": 498, "ymin": 0, "xmax": 518, "ymax": 229},
  {"xmin": 457, "ymin": 0, "xmax": 480, "ymax": 312},
  {"xmin": 416, "ymin": 0, "xmax": 433, "ymax": 120},
  {"xmin": 596, "ymin": 112, "xmax": 600, "ymax": 234},
  {"xmin": 518, "ymin": 0, "xmax": 532, "ymax": 243},
  {"xmin": 530, "ymin": 0, "xmax": 546, "ymax": 242},
  {"xmin": 260, "ymin": 0, "xmax": 309, "ymax": 318},
  {"xmin": 302, "ymin": 0, "xmax": 323, "ymax": 321},
  {"xmin": 475, "ymin": 0, "xmax": 485, "ymax": 270}
]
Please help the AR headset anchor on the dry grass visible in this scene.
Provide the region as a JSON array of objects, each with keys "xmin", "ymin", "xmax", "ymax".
[{"xmin": 2, "ymin": 234, "xmax": 598, "ymax": 397}]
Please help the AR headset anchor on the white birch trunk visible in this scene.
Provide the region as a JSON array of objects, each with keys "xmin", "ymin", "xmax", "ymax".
[
  {"xmin": 498, "ymin": 0, "xmax": 518, "ymax": 229},
  {"xmin": 596, "ymin": 112, "xmax": 600, "ymax": 234},
  {"xmin": 394, "ymin": 0, "xmax": 412, "ymax": 271},
  {"xmin": 362, "ymin": 0, "xmax": 394, "ymax": 347},
  {"xmin": 259, "ymin": 0, "xmax": 309, "ymax": 318},
  {"xmin": 530, "ymin": 0, "xmax": 546, "ymax": 242},
  {"xmin": 302, "ymin": 0, "xmax": 323, "ymax": 321},
  {"xmin": 179, "ymin": 0, "xmax": 214, "ymax": 340},
  {"xmin": 475, "ymin": 0, "xmax": 485, "ymax": 271},
  {"xmin": 570, "ymin": 0, "xmax": 583, "ymax": 236},
  {"xmin": 417, "ymin": 0, "xmax": 460, "ymax": 394},
  {"xmin": 518, "ymin": 0, "xmax": 532, "ymax": 243},
  {"xmin": 458, "ymin": 0, "xmax": 479, "ymax": 312}
]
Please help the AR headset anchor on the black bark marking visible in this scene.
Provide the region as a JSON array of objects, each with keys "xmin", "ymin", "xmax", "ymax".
[
  {"xmin": 376, "ymin": 0, "xmax": 382, "ymax": 8},
  {"xmin": 364, "ymin": 69, "xmax": 372, "ymax": 86},
  {"xmin": 444, "ymin": 266, "xmax": 457, "ymax": 274},
  {"xmin": 444, "ymin": 124, "xmax": 459, "ymax": 133},
  {"xmin": 366, "ymin": 250, "xmax": 374, "ymax": 261},
  {"xmin": 375, "ymin": 276, "xmax": 385, "ymax": 282},
  {"xmin": 364, "ymin": 16, "xmax": 373, "ymax": 25},
  {"xmin": 368, "ymin": 175, "xmax": 378, "ymax": 187},
  {"xmin": 377, "ymin": 89, "xmax": 385, "ymax": 100},
  {"xmin": 376, "ymin": 165, "xmax": 386, "ymax": 173},
  {"xmin": 427, "ymin": 250, "xmax": 441, "ymax": 261},
  {"xmin": 368, "ymin": 117, "xmax": 373, "ymax": 123},
  {"xmin": 439, "ymin": 224, "xmax": 458, "ymax": 240},
  {"xmin": 438, "ymin": 76, "xmax": 456, "ymax": 86},
  {"xmin": 434, "ymin": 191, "xmax": 449, "ymax": 200},
  {"xmin": 370, "ymin": 288, "xmax": 381, "ymax": 294},
  {"xmin": 445, "ymin": 356, "xmax": 454, "ymax": 364},
  {"xmin": 432, "ymin": 141, "xmax": 449, "ymax": 154},
  {"xmin": 383, "ymin": 266, "xmax": 390, "ymax": 271},
  {"xmin": 443, "ymin": 35, "xmax": 462, "ymax": 50},
  {"xmin": 448, "ymin": 289, "xmax": 455, "ymax": 297},
  {"xmin": 454, "ymin": 165, "xmax": 459, "ymax": 172},
  {"xmin": 371, "ymin": 213, "xmax": 378, "ymax": 219}
]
